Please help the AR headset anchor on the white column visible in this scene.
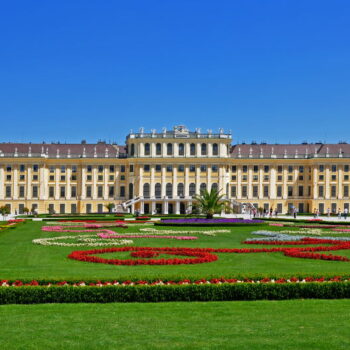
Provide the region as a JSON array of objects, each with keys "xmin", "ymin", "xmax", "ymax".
[
  {"xmin": 140, "ymin": 201, "xmax": 144, "ymax": 214},
  {"xmin": 173, "ymin": 166, "xmax": 177, "ymax": 198},
  {"xmin": 338, "ymin": 167, "xmax": 343, "ymax": 199},
  {"xmin": 195, "ymin": 166, "xmax": 200, "ymax": 194},
  {"xmin": 270, "ymin": 166, "xmax": 276, "ymax": 198},
  {"xmin": 150, "ymin": 166, "xmax": 155, "ymax": 198},
  {"xmin": 196, "ymin": 143, "xmax": 201, "ymax": 157},
  {"xmin": 175, "ymin": 201, "xmax": 180, "ymax": 214},
  {"xmin": 207, "ymin": 166, "xmax": 212, "ymax": 191},
  {"xmin": 139, "ymin": 142, "xmax": 144, "ymax": 157},
  {"xmin": 151, "ymin": 201, "xmax": 156, "ymax": 214},
  {"xmin": 151, "ymin": 143, "xmax": 156, "ymax": 157},
  {"xmin": 0, "ymin": 167, "xmax": 4, "ymax": 199},
  {"xmin": 81, "ymin": 167, "xmax": 86, "ymax": 199},
  {"xmin": 92, "ymin": 166, "xmax": 97, "ymax": 199},
  {"xmin": 184, "ymin": 166, "xmax": 189, "ymax": 197},
  {"xmin": 173, "ymin": 142, "xmax": 178, "ymax": 157},
  {"xmin": 103, "ymin": 167, "xmax": 108, "ymax": 200},
  {"xmin": 66, "ymin": 167, "xmax": 72, "ymax": 199},
  {"xmin": 139, "ymin": 167, "xmax": 144, "ymax": 197},
  {"xmin": 163, "ymin": 200, "xmax": 168, "ymax": 214},
  {"xmin": 162, "ymin": 142, "xmax": 167, "ymax": 157},
  {"xmin": 248, "ymin": 166, "xmax": 253, "ymax": 199},
  {"xmin": 283, "ymin": 167, "xmax": 288, "ymax": 199},
  {"xmin": 313, "ymin": 167, "xmax": 318, "ymax": 199},
  {"xmin": 40, "ymin": 166, "xmax": 48, "ymax": 200},
  {"xmin": 54, "ymin": 167, "xmax": 59, "ymax": 200},
  {"xmin": 185, "ymin": 143, "xmax": 190, "ymax": 157},
  {"xmin": 325, "ymin": 166, "xmax": 330, "ymax": 199},
  {"xmin": 208, "ymin": 143, "xmax": 213, "ymax": 157},
  {"xmin": 258, "ymin": 167, "xmax": 263, "ymax": 199},
  {"xmin": 13, "ymin": 167, "xmax": 18, "ymax": 199},
  {"xmin": 237, "ymin": 167, "xmax": 242, "ymax": 199},
  {"xmin": 161, "ymin": 166, "xmax": 166, "ymax": 198}
]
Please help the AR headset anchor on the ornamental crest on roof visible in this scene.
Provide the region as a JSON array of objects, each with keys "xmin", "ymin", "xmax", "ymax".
[{"xmin": 173, "ymin": 125, "xmax": 189, "ymax": 137}]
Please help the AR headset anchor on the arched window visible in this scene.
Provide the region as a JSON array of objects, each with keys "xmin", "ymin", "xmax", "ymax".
[
  {"xmin": 212, "ymin": 143, "xmax": 218, "ymax": 156},
  {"xmin": 166, "ymin": 183, "xmax": 173, "ymax": 198},
  {"xmin": 190, "ymin": 143, "xmax": 196, "ymax": 156},
  {"xmin": 167, "ymin": 143, "xmax": 173, "ymax": 156},
  {"xmin": 130, "ymin": 144, "xmax": 135, "ymax": 156},
  {"xmin": 143, "ymin": 183, "xmax": 150, "ymax": 198},
  {"xmin": 128, "ymin": 183, "xmax": 134, "ymax": 199},
  {"xmin": 178, "ymin": 143, "xmax": 185, "ymax": 156},
  {"xmin": 155, "ymin": 183, "xmax": 161, "ymax": 198},
  {"xmin": 156, "ymin": 143, "xmax": 162, "ymax": 155},
  {"xmin": 144, "ymin": 143, "xmax": 150, "ymax": 156},
  {"xmin": 211, "ymin": 183, "xmax": 218, "ymax": 192},
  {"xmin": 177, "ymin": 183, "xmax": 184, "ymax": 197},
  {"xmin": 201, "ymin": 143, "xmax": 207, "ymax": 156},
  {"xmin": 200, "ymin": 183, "xmax": 207, "ymax": 193},
  {"xmin": 189, "ymin": 183, "xmax": 196, "ymax": 196}
]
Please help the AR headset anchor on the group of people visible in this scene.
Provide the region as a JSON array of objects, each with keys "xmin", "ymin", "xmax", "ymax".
[{"xmin": 314, "ymin": 207, "xmax": 349, "ymax": 219}]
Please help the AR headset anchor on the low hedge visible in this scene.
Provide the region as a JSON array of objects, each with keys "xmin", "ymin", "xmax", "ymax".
[
  {"xmin": 262, "ymin": 218, "xmax": 350, "ymax": 225},
  {"xmin": 0, "ymin": 282, "xmax": 349, "ymax": 304},
  {"xmin": 155, "ymin": 222, "xmax": 263, "ymax": 227}
]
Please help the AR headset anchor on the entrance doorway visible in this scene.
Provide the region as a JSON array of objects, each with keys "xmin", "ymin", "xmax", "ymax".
[{"xmin": 180, "ymin": 202, "xmax": 186, "ymax": 214}]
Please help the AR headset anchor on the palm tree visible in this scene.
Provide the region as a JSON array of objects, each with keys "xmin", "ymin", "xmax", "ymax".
[{"xmin": 193, "ymin": 188, "xmax": 230, "ymax": 219}]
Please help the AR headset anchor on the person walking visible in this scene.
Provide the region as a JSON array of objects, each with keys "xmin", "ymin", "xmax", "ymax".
[
  {"xmin": 327, "ymin": 208, "xmax": 331, "ymax": 218},
  {"xmin": 293, "ymin": 207, "xmax": 297, "ymax": 219},
  {"xmin": 344, "ymin": 207, "xmax": 348, "ymax": 220},
  {"xmin": 338, "ymin": 208, "xmax": 342, "ymax": 220}
]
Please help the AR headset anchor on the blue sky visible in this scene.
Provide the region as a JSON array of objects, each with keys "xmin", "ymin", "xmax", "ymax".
[{"xmin": 1, "ymin": 0, "xmax": 350, "ymax": 145}]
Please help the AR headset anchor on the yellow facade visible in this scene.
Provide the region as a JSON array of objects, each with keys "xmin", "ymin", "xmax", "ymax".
[{"xmin": 0, "ymin": 126, "xmax": 349, "ymax": 215}]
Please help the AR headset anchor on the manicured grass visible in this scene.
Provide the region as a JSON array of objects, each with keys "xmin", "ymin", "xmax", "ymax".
[
  {"xmin": 0, "ymin": 300, "xmax": 349, "ymax": 349},
  {"xmin": 1, "ymin": 221, "xmax": 350, "ymax": 281}
]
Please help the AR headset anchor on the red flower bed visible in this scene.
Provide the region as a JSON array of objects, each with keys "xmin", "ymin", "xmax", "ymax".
[{"xmin": 68, "ymin": 236, "xmax": 350, "ymax": 266}]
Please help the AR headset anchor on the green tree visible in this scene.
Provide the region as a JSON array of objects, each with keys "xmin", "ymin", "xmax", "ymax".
[
  {"xmin": 105, "ymin": 203, "xmax": 115, "ymax": 213},
  {"xmin": 23, "ymin": 207, "xmax": 30, "ymax": 215},
  {"xmin": 193, "ymin": 188, "xmax": 230, "ymax": 219},
  {"xmin": 0, "ymin": 206, "xmax": 10, "ymax": 220}
]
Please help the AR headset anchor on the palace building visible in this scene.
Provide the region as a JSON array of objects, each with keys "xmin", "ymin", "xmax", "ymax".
[{"xmin": 1, "ymin": 125, "xmax": 350, "ymax": 215}]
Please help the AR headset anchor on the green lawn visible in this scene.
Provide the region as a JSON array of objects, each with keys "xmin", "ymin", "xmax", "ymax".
[
  {"xmin": 0, "ymin": 300, "xmax": 349, "ymax": 349},
  {"xmin": 0, "ymin": 221, "xmax": 350, "ymax": 281}
]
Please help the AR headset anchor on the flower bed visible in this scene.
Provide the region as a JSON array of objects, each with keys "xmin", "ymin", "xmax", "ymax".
[{"xmin": 97, "ymin": 233, "xmax": 198, "ymax": 240}]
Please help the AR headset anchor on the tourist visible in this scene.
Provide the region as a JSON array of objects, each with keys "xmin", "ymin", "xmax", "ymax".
[
  {"xmin": 293, "ymin": 208, "xmax": 297, "ymax": 219},
  {"xmin": 269, "ymin": 208, "xmax": 273, "ymax": 218},
  {"xmin": 338, "ymin": 209, "xmax": 342, "ymax": 219},
  {"xmin": 344, "ymin": 207, "xmax": 348, "ymax": 220},
  {"xmin": 327, "ymin": 208, "xmax": 331, "ymax": 218}
]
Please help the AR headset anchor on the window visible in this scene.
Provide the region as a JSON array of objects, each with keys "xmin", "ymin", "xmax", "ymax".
[
  {"xmin": 318, "ymin": 185, "xmax": 324, "ymax": 197},
  {"xmin": 211, "ymin": 165, "xmax": 218, "ymax": 172},
  {"xmin": 120, "ymin": 186, "xmax": 125, "ymax": 197},
  {"xmin": 155, "ymin": 183, "xmax": 161, "ymax": 198},
  {"xmin": 144, "ymin": 143, "xmax": 150, "ymax": 156},
  {"xmin": 98, "ymin": 165, "xmax": 103, "ymax": 173},
  {"xmin": 264, "ymin": 166, "xmax": 269, "ymax": 173},
  {"xmin": 71, "ymin": 204, "xmax": 77, "ymax": 214},
  {"xmin": 33, "ymin": 175, "xmax": 38, "ymax": 181},
  {"xmin": 50, "ymin": 166, "xmax": 55, "ymax": 173},
  {"xmin": 288, "ymin": 166, "xmax": 293, "ymax": 173},
  {"xmin": 87, "ymin": 175, "xmax": 92, "ymax": 181},
  {"xmin": 32, "ymin": 164, "xmax": 38, "ymax": 172},
  {"xmin": 20, "ymin": 164, "xmax": 25, "ymax": 172},
  {"xmin": 288, "ymin": 175, "xmax": 293, "ymax": 181},
  {"xmin": 5, "ymin": 186, "xmax": 11, "ymax": 198},
  {"xmin": 178, "ymin": 143, "xmax": 185, "ymax": 156},
  {"xmin": 129, "ymin": 183, "xmax": 134, "ymax": 199},
  {"xmin": 242, "ymin": 185, "xmax": 247, "ymax": 197},
  {"xmin": 231, "ymin": 185, "xmax": 237, "ymax": 197},
  {"xmin": 200, "ymin": 165, "xmax": 207, "ymax": 172},
  {"xmin": 242, "ymin": 165, "xmax": 248, "ymax": 173},
  {"xmin": 86, "ymin": 204, "xmax": 92, "ymax": 214},
  {"xmin": 344, "ymin": 185, "xmax": 349, "ymax": 197},
  {"xmin": 253, "ymin": 175, "xmax": 258, "ymax": 181},
  {"xmin": 156, "ymin": 143, "xmax": 162, "ymax": 155},
  {"xmin": 60, "ymin": 186, "xmax": 66, "ymax": 198},
  {"xmin": 109, "ymin": 175, "xmax": 114, "ymax": 181},
  {"xmin": 129, "ymin": 165, "xmax": 134, "ymax": 172},
  {"xmin": 120, "ymin": 175, "xmax": 125, "ymax": 181},
  {"xmin": 98, "ymin": 186, "xmax": 103, "ymax": 198},
  {"xmin": 6, "ymin": 175, "xmax": 11, "ymax": 181},
  {"xmin": 143, "ymin": 183, "xmax": 150, "ymax": 198},
  {"xmin": 231, "ymin": 175, "xmax": 237, "ymax": 181},
  {"xmin": 71, "ymin": 186, "xmax": 77, "ymax": 197},
  {"xmin": 253, "ymin": 185, "xmax": 258, "ymax": 197},
  {"xmin": 298, "ymin": 175, "xmax": 304, "ymax": 181},
  {"xmin": 98, "ymin": 175, "xmax": 103, "ymax": 181},
  {"xmin": 200, "ymin": 183, "xmax": 207, "ymax": 193},
  {"xmin": 19, "ymin": 186, "xmax": 25, "ymax": 198},
  {"xmin": 177, "ymin": 183, "xmax": 184, "ymax": 197},
  {"xmin": 108, "ymin": 186, "xmax": 114, "ymax": 197},
  {"xmin": 190, "ymin": 165, "xmax": 196, "ymax": 172},
  {"xmin": 331, "ymin": 175, "xmax": 336, "ymax": 181},
  {"xmin": 253, "ymin": 165, "xmax": 259, "ymax": 173},
  {"xmin": 298, "ymin": 186, "xmax": 304, "ymax": 197},
  {"xmin": 60, "ymin": 175, "xmax": 65, "ymax": 181},
  {"xmin": 231, "ymin": 166, "xmax": 237, "ymax": 172},
  {"xmin": 201, "ymin": 143, "xmax": 207, "ymax": 156},
  {"xmin": 288, "ymin": 186, "xmax": 293, "ymax": 196},
  {"xmin": 263, "ymin": 175, "xmax": 269, "ymax": 181},
  {"xmin": 87, "ymin": 165, "xmax": 92, "ymax": 173},
  {"xmin": 212, "ymin": 183, "xmax": 218, "ymax": 192},
  {"xmin": 277, "ymin": 186, "xmax": 282, "ymax": 197},
  {"xmin": 319, "ymin": 165, "xmax": 324, "ymax": 172},
  {"xmin": 120, "ymin": 165, "xmax": 125, "ymax": 173},
  {"xmin": 6, "ymin": 165, "xmax": 12, "ymax": 172},
  {"xmin": 319, "ymin": 175, "xmax": 324, "ymax": 181},
  {"xmin": 167, "ymin": 143, "xmax": 173, "ymax": 156},
  {"xmin": 166, "ymin": 183, "xmax": 173, "ymax": 198},
  {"xmin": 32, "ymin": 186, "xmax": 38, "ymax": 198},
  {"xmin": 86, "ymin": 186, "xmax": 92, "ymax": 198},
  {"xmin": 344, "ymin": 175, "xmax": 349, "ymax": 181},
  {"xmin": 277, "ymin": 166, "xmax": 283, "ymax": 173},
  {"xmin": 189, "ymin": 183, "xmax": 196, "ymax": 196},
  {"xmin": 190, "ymin": 143, "xmax": 196, "ymax": 156},
  {"xmin": 72, "ymin": 165, "xmax": 77, "ymax": 173},
  {"xmin": 332, "ymin": 165, "xmax": 337, "ymax": 172},
  {"xmin": 263, "ymin": 185, "xmax": 269, "ymax": 197},
  {"xmin": 345, "ymin": 165, "xmax": 349, "ymax": 172},
  {"xmin": 277, "ymin": 175, "xmax": 282, "ymax": 181},
  {"xmin": 178, "ymin": 165, "xmax": 184, "ymax": 172},
  {"xmin": 299, "ymin": 166, "xmax": 304, "ymax": 173},
  {"xmin": 242, "ymin": 175, "xmax": 248, "ymax": 181},
  {"xmin": 144, "ymin": 165, "xmax": 150, "ymax": 172},
  {"xmin": 20, "ymin": 175, "xmax": 25, "ymax": 181},
  {"xmin": 166, "ymin": 165, "xmax": 173, "ymax": 172},
  {"xmin": 49, "ymin": 187, "xmax": 54, "ymax": 198},
  {"xmin": 60, "ymin": 204, "xmax": 65, "ymax": 214},
  {"xmin": 61, "ymin": 165, "xmax": 66, "ymax": 173},
  {"xmin": 109, "ymin": 165, "xmax": 114, "ymax": 173},
  {"xmin": 212, "ymin": 143, "xmax": 218, "ymax": 156},
  {"xmin": 155, "ymin": 164, "xmax": 161, "ymax": 172},
  {"xmin": 331, "ymin": 185, "xmax": 337, "ymax": 198}
]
